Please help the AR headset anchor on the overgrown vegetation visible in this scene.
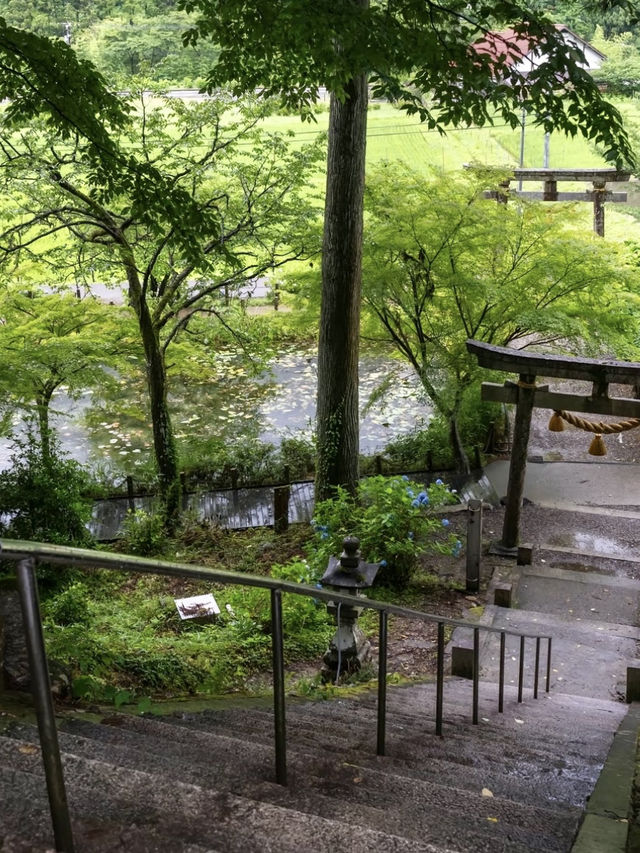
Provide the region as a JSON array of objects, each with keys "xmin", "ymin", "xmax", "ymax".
[
  {"xmin": 382, "ymin": 400, "xmax": 498, "ymax": 473},
  {"xmin": 27, "ymin": 473, "xmax": 464, "ymax": 705},
  {"xmin": 39, "ymin": 531, "xmax": 327, "ymax": 703}
]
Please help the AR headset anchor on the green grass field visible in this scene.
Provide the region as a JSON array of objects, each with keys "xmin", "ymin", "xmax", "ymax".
[
  {"xmin": 262, "ymin": 100, "xmax": 636, "ymax": 171},
  {"xmin": 259, "ymin": 99, "xmax": 640, "ymax": 241}
]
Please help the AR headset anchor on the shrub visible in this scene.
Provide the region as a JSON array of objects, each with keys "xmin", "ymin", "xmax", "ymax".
[
  {"xmin": 121, "ymin": 509, "xmax": 167, "ymax": 556},
  {"xmin": 0, "ymin": 432, "xmax": 93, "ymax": 547},
  {"xmin": 310, "ymin": 475, "xmax": 459, "ymax": 587}
]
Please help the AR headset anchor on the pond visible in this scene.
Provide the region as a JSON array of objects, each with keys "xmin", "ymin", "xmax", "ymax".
[{"xmin": 0, "ymin": 347, "xmax": 434, "ymax": 476}]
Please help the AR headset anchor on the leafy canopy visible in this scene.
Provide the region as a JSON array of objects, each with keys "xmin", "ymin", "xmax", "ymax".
[
  {"xmin": 180, "ymin": 0, "xmax": 635, "ymax": 167},
  {"xmin": 0, "ymin": 19, "xmax": 221, "ymax": 259},
  {"xmin": 362, "ymin": 164, "xmax": 639, "ymax": 404},
  {"xmin": 0, "ymin": 285, "xmax": 133, "ymax": 413}
]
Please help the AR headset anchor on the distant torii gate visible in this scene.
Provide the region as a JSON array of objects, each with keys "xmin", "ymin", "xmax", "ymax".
[
  {"xmin": 484, "ymin": 168, "xmax": 631, "ymax": 237},
  {"xmin": 467, "ymin": 339, "xmax": 640, "ymax": 554}
]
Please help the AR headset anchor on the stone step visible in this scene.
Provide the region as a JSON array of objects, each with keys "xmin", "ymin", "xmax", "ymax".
[
  {"xmin": 315, "ymin": 680, "xmax": 626, "ymax": 735},
  {"xmin": 163, "ymin": 683, "xmax": 624, "ymax": 762},
  {"xmin": 0, "ymin": 739, "xmax": 454, "ymax": 853},
  {"xmin": 57, "ymin": 704, "xmax": 600, "ymax": 805},
  {"xmin": 484, "ymin": 609, "xmax": 639, "ymax": 699},
  {"xmin": 160, "ymin": 702, "xmax": 598, "ymax": 780},
  {"xmin": 0, "ymin": 726, "xmax": 575, "ymax": 853},
  {"xmin": 54, "ymin": 710, "xmax": 596, "ymax": 809}
]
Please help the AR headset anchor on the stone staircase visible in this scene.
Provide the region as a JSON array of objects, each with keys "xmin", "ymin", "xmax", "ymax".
[
  {"xmin": 0, "ymin": 676, "xmax": 631, "ymax": 853},
  {"xmin": 3, "ymin": 494, "xmax": 640, "ymax": 853}
]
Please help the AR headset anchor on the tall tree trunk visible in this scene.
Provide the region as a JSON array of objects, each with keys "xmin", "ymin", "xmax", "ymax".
[
  {"xmin": 124, "ymin": 255, "xmax": 180, "ymax": 525},
  {"xmin": 315, "ymin": 63, "xmax": 368, "ymax": 503}
]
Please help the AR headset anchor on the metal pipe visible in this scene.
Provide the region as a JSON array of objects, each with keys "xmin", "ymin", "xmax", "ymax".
[
  {"xmin": 498, "ymin": 632, "xmax": 505, "ymax": 713},
  {"xmin": 270, "ymin": 588, "xmax": 287, "ymax": 785},
  {"xmin": 546, "ymin": 637, "xmax": 552, "ymax": 693},
  {"xmin": 472, "ymin": 627, "xmax": 479, "ymax": 725},
  {"xmin": 0, "ymin": 538, "xmax": 557, "ymax": 643},
  {"xmin": 518, "ymin": 635, "xmax": 525, "ymax": 703},
  {"xmin": 436, "ymin": 622, "xmax": 444, "ymax": 736},
  {"xmin": 534, "ymin": 637, "xmax": 540, "ymax": 699},
  {"xmin": 519, "ymin": 106, "xmax": 526, "ymax": 190},
  {"xmin": 16, "ymin": 558, "xmax": 75, "ymax": 853},
  {"xmin": 377, "ymin": 611, "xmax": 388, "ymax": 756}
]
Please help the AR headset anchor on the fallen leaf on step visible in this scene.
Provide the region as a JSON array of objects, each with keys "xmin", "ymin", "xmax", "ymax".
[
  {"xmin": 19, "ymin": 744, "xmax": 39, "ymax": 755},
  {"xmin": 353, "ymin": 777, "xmax": 362, "ymax": 784},
  {"xmin": 514, "ymin": 718, "xmax": 524, "ymax": 725},
  {"xmin": 482, "ymin": 788, "xmax": 494, "ymax": 798},
  {"xmin": 487, "ymin": 817, "xmax": 499, "ymax": 823}
]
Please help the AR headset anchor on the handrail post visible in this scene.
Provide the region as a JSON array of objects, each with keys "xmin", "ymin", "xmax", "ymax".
[
  {"xmin": 534, "ymin": 637, "xmax": 540, "ymax": 699},
  {"xmin": 270, "ymin": 588, "xmax": 287, "ymax": 785},
  {"xmin": 498, "ymin": 632, "xmax": 505, "ymax": 713},
  {"xmin": 546, "ymin": 637, "xmax": 552, "ymax": 693},
  {"xmin": 436, "ymin": 622, "xmax": 445, "ymax": 736},
  {"xmin": 377, "ymin": 610, "xmax": 388, "ymax": 756},
  {"xmin": 16, "ymin": 558, "xmax": 75, "ymax": 853},
  {"xmin": 472, "ymin": 627, "xmax": 479, "ymax": 724},
  {"xmin": 518, "ymin": 635, "xmax": 525, "ymax": 703}
]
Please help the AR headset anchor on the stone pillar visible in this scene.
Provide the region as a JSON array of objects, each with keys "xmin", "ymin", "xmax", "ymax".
[
  {"xmin": 500, "ymin": 374, "xmax": 537, "ymax": 552},
  {"xmin": 466, "ymin": 499, "xmax": 482, "ymax": 592},
  {"xmin": 593, "ymin": 180, "xmax": 606, "ymax": 237}
]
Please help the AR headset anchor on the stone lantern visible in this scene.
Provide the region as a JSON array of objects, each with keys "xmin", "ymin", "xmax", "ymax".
[{"xmin": 320, "ymin": 536, "xmax": 381, "ymax": 683}]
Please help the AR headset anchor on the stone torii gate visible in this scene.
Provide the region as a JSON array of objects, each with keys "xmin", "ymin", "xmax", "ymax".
[
  {"xmin": 466, "ymin": 339, "xmax": 640, "ymax": 554},
  {"xmin": 485, "ymin": 168, "xmax": 631, "ymax": 237}
]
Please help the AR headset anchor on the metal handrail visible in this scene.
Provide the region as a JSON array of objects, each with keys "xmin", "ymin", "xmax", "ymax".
[{"xmin": 1, "ymin": 538, "xmax": 553, "ymax": 853}]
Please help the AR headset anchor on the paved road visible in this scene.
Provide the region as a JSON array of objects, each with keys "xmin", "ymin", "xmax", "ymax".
[{"xmin": 486, "ymin": 459, "xmax": 640, "ymax": 513}]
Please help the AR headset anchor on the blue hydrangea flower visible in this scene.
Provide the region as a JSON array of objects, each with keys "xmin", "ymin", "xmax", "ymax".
[
  {"xmin": 436, "ymin": 478, "xmax": 443, "ymax": 486},
  {"xmin": 442, "ymin": 518, "xmax": 450, "ymax": 527},
  {"xmin": 402, "ymin": 475, "xmax": 409, "ymax": 481},
  {"xmin": 408, "ymin": 531, "xmax": 414, "ymax": 540},
  {"xmin": 380, "ymin": 559, "xmax": 387, "ymax": 567},
  {"xmin": 411, "ymin": 498, "xmax": 420, "ymax": 508},
  {"xmin": 321, "ymin": 531, "xmax": 329, "ymax": 539},
  {"xmin": 406, "ymin": 488, "xmax": 415, "ymax": 498},
  {"xmin": 451, "ymin": 540, "xmax": 462, "ymax": 557}
]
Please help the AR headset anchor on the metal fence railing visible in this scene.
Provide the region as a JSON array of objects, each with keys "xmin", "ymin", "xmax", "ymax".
[{"xmin": 1, "ymin": 539, "xmax": 552, "ymax": 853}]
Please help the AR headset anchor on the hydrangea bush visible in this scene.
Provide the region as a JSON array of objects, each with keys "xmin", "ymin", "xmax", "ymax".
[{"xmin": 310, "ymin": 475, "xmax": 461, "ymax": 588}]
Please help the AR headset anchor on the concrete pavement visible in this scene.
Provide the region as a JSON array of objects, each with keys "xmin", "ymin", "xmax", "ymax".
[
  {"xmin": 473, "ymin": 458, "xmax": 640, "ymax": 850},
  {"xmin": 486, "ymin": 458, "xmax": 640, "ymax": 514}
]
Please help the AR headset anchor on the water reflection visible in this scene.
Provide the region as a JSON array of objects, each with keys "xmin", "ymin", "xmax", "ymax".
[{"xmin": 1, "ymin": 348, "xmax": 433, "ymax": 474}]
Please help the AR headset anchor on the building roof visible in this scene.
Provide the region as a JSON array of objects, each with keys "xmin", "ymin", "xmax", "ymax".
[{"xmin": 473, "ymin": 24, "xmax": 606, "ymax": 71}]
